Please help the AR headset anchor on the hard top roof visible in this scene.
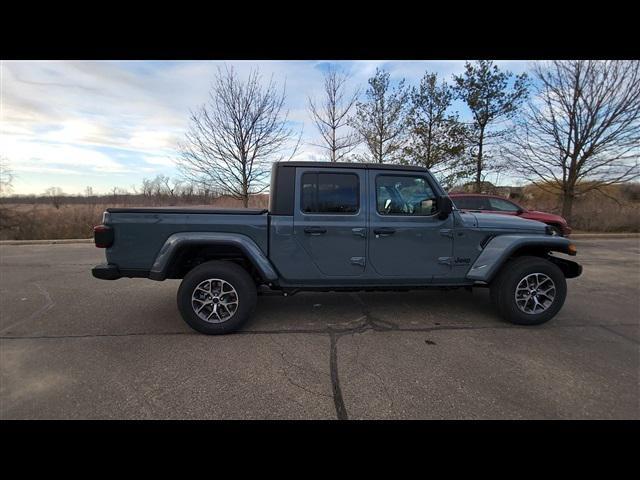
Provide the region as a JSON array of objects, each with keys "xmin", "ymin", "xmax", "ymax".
[
  {"xmin": 449, "ymin": 193, "xmax": 510, "ymax": 198},
  {"xmin": 274, "ymin": 161, "xmax": 429, "ymax": 172}
]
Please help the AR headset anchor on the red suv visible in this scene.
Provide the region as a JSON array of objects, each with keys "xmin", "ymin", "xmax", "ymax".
[{"xmin": 449, "ymin": 193, "xmax": 572, "ymax": 236}]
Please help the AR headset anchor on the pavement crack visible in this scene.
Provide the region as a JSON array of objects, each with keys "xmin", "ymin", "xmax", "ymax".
[
  {"xmin": 269, "ymin": 335, "xmax": 330, "ymax": 378},
  {"xmin": 2, "ymin": 323, "xmax": 637, "ymax": 341},
  {"xmin": 283, "ymin": 375, "xmax": 332, "ymax": 399},
  {"xmin": 329, "ymin": 332, "xmax": 348, "ymax": 420},
  {"xmin": 268, "ymin": 335, "xmax": 332, "ymax": 400},
  {"xmin": 353, "ymin": 333, "xmax": 395, "ymax": 412},
  {"xmin": 0, "ymin": 331, "xmax": 196, "ymax": 340},
  {"xmin": 0, "ymin": 282, "xmax": 56, "ymax": 335},
  {"xmin": 350, "ymin": 293, "xmax": 399, "ymax": 332},
  {"xmin": 598, "ymin": 325, "xmax": 640, "ymax": 345}
]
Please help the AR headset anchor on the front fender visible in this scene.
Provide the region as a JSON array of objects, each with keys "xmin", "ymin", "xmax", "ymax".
[
  {"xmin": 149, "ymin": 232, "xmax": 279, "ymax": 282},
  {"xmin": 466, "ymin": 235, "xmax": 576, "ymax": 283}
]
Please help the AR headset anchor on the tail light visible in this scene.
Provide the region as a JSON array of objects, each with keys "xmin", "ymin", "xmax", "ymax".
[{"xmin": 94, "ymin": 224, "xmax": 114, "ymax": 248}]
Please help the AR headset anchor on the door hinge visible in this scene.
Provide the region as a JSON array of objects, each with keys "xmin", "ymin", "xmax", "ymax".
[{"xmin": 350, "ymin": 256, "xmax": 366, "ymax": 267}]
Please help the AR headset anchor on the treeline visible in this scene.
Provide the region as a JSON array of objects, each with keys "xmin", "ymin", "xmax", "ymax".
[
  {"xmin": 1, "ymin": 175, "xmax": 230, "ymax": 207},
  {"xmin": 174, "ymin": 60, "xmax": 639, "ymax": 224},
  {"xmin": 1, "ymin": 183, "xmax": 637, "ymax": 241},
  {"xmin": 1, "ymin": 60, "xmax": 639, "ymax": 226}
]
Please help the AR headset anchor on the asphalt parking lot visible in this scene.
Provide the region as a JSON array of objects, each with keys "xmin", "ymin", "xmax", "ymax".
[{"xmin": 1, "ymin": 238, "xmax": 638, "ymax": 419}]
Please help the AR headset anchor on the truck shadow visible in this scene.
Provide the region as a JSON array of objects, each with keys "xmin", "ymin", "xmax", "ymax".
[{"xmin": 246, "ymin": 288, "xmax": 502, "ymax": 333}]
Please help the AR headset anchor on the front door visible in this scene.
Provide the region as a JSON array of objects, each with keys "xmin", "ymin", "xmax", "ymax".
[
  {"xmin": 293, "ymin": 167, "xmax": 367, "ymax": 278},
  {"xmin": 367, "ymin": 171, "xmax": 453, "ymax": 280}
]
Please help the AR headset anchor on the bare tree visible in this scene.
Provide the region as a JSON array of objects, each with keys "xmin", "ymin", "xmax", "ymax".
[
  {"xmin": 141, "ymin": 178, "xmax": 154, "ymax": 201},
  {"xmin": 44, "ymin": 187, "xmax": 65, "ymax": 209},
  {"xmin": 308, "ymin": 66, "xmax": 360, "ymax": 162},
  {"xmin": 350, "ymin": 68, "xmax": 409, "ymax": 164},
  {"xmin": 0, "ymin": 158, "xmax": 18, "ymax": 230},
  {"xmin": 453, "ymin": 60, "xmax": 529, "ymax": 192},
  {"xmin": 177, "ymin": 66, "xmax": 300, "ymax": 208},
  {"xmin": 504, "ymin": 60, "xmax": 640, "ymax": 222},
  {"xmin": 0, "ymin": 157, "xmax": 14, "ymax": 196}
]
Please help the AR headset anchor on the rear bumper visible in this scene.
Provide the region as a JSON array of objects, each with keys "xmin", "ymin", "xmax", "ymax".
[{"xmin": 92, "ymin": 263, "xmax": 122, "ymax": 280}]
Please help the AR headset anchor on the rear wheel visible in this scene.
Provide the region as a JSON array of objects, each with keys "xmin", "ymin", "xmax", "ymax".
[
  {"xmin": 490, "ymin": 256, "xmax": 566, "ymax": 326},
  {"xmin": 177, "ymin": 260, "xmax": 257, "ymax": 335}
]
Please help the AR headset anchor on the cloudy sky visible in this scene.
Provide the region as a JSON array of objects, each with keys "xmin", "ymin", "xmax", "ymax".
[{"xmin": 1, "ymin": 60, "xmax": 530, "ymax": 195}]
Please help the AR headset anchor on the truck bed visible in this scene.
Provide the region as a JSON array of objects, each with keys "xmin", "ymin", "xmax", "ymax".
[
  {"xmin": 104, "ymin": 207, "xmax": 269, "ymax": 272},
  {"xmin": 107, "ymin": 207, "xmax": 268, "ymax": 215}
]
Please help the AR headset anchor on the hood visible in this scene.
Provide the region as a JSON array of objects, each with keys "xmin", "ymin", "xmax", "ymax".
[
  {"xmin": 458, "ymin": 212, "xmax": 547, "ymax": 234},
  {"xmin": 525, "ymin": 210, "xmax": 567, "ymax": 224}
]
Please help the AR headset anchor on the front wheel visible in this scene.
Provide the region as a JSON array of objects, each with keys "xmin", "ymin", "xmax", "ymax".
[
  {"xmin": 177, "ymin": 260, "xmax": 257, "ymax": 335},
  {"xmin": 490, "ymin": 256, "xmax": 567, "ymax": 326}
]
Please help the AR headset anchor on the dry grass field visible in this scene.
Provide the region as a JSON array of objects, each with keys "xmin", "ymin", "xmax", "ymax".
[
  {"xmin": 517, "ymin": 185, "xmax": 640, "ymax": 233},
  {"xmin": 0, "ymin": 194, "xmax": 270, "ymax": 241},
  {"xmin": 0, "ymin": 187, "xmax": 638, "ymax": 240}
]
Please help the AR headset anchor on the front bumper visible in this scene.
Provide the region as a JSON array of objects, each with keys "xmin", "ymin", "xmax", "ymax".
[{"xmin": 92, "ymin": 263, "xmax": 122, "ymax": 280}]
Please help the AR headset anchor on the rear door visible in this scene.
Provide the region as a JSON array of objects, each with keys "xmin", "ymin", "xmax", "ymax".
[
  {"xmin": 367, "ymin": 170, "xmax": 453, "ymax": 280},
  {"xmin": 293, "ymin": 167, "xmax": 367, "ymax": 278}
]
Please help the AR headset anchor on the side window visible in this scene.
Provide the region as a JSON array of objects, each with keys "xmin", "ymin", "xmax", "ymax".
[
  {"xmin": 452, "ymin": 197, "xmax": 476, "ymax": 210},
  {"xmin": 301, "ymin": 172, "xmax": 359, "ymax": 214},
  {"xmin": 488, "ymin": 197, "xmax": 520, "ymax": 212},
  {"xmin": 454, "ymin": 196, "xmax": 486, "ymax": 210},
  {"xmin": 376, "ymin": 175, "xmax": 436, "ymax": 216}
]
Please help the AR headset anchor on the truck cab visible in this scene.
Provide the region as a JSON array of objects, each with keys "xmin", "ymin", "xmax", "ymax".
[{"xmin": 268, "ymin": 162, "xmax": 457, "ymax": 286}]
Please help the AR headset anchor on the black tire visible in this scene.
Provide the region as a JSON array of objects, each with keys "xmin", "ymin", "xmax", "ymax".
[
  {"xmin": 177, "ymin": 260, "xmax": 257, "ymax": 335},
  {"xmin": 490, "ymin": 256, "xmax": 567, "ymax": 326},
  {"xmin": 490, "ymin": 267, "xmax": 504, "ymax": 311}
]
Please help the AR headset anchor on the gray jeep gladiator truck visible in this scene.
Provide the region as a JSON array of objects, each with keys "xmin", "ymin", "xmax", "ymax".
[{"xmin": 92, "ymin": 161, "xmax": 582, "ymax": 334}]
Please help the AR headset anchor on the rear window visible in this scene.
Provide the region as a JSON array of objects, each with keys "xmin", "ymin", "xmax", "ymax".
[{"xmin": 301, "ymin": 172, "xmax": 359, "ymax": 214}]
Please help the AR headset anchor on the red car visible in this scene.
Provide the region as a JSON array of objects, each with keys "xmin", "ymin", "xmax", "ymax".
[{"xmin": 449, "ymin": 193, "xmax": 572, "ymax": 236}]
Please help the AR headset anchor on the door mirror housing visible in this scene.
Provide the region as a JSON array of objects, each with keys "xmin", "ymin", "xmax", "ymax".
[{"xmin": 437, "ymin": 195, "xmax": 453, "ymax": 219}]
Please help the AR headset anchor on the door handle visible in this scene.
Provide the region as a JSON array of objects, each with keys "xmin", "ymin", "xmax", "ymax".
[
  {"xmin": 351, "ymin": 227, "xmax": 366, "ymax": 238},
  {"xmin": 304, "ymin": 226, "xmax": 327, "ymax": 235},
  {"xmin": 373, "ymin": 227, "xmax": 396, "ymax": 236},
  {"xmin": 350, "ymin": 256, "xmax": 366, "ymax": 267}
]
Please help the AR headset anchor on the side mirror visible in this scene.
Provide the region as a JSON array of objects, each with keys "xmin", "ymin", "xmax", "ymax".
[
  {"xmin": 437, "ymin": 195, "xmax": 453, "ymax": 219},
  {"xmin": 516, "ymin": 208, "xmax": 524, "ymax": 215}
]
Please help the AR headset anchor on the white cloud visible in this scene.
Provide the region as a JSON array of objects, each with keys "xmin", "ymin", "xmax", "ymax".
[
  {"xmin": 2, "ymin": 136, "xmax": 132, "ymax": 174},
  {"xmin": 1, "ymin": 60, "xmax": 534, "ymax": 194},
  {"xmin": 142, "ymin": 155, "xmax": 176, "ymax": 167}
]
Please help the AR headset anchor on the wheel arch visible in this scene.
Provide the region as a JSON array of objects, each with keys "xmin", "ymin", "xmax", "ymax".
[
  {"xmin": 149, "ymin": 232, "xmax": 279, "ymax": 283},
  {"xmin": 466, "ymin": 235, "xmax": 580, "ymax": 283}
]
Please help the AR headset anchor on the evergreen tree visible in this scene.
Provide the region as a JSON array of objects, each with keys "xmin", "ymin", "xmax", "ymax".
[
  {"xmin": 350, "ymin": 68, "xmax": 409, "ymax": 163},
  {"xmin": 453, "ymin": 61, "xmax": 529, "ymax": 192},
  {"xmin": 404, "ymin": 73, "xmax": 472, "ymax": 189}
]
